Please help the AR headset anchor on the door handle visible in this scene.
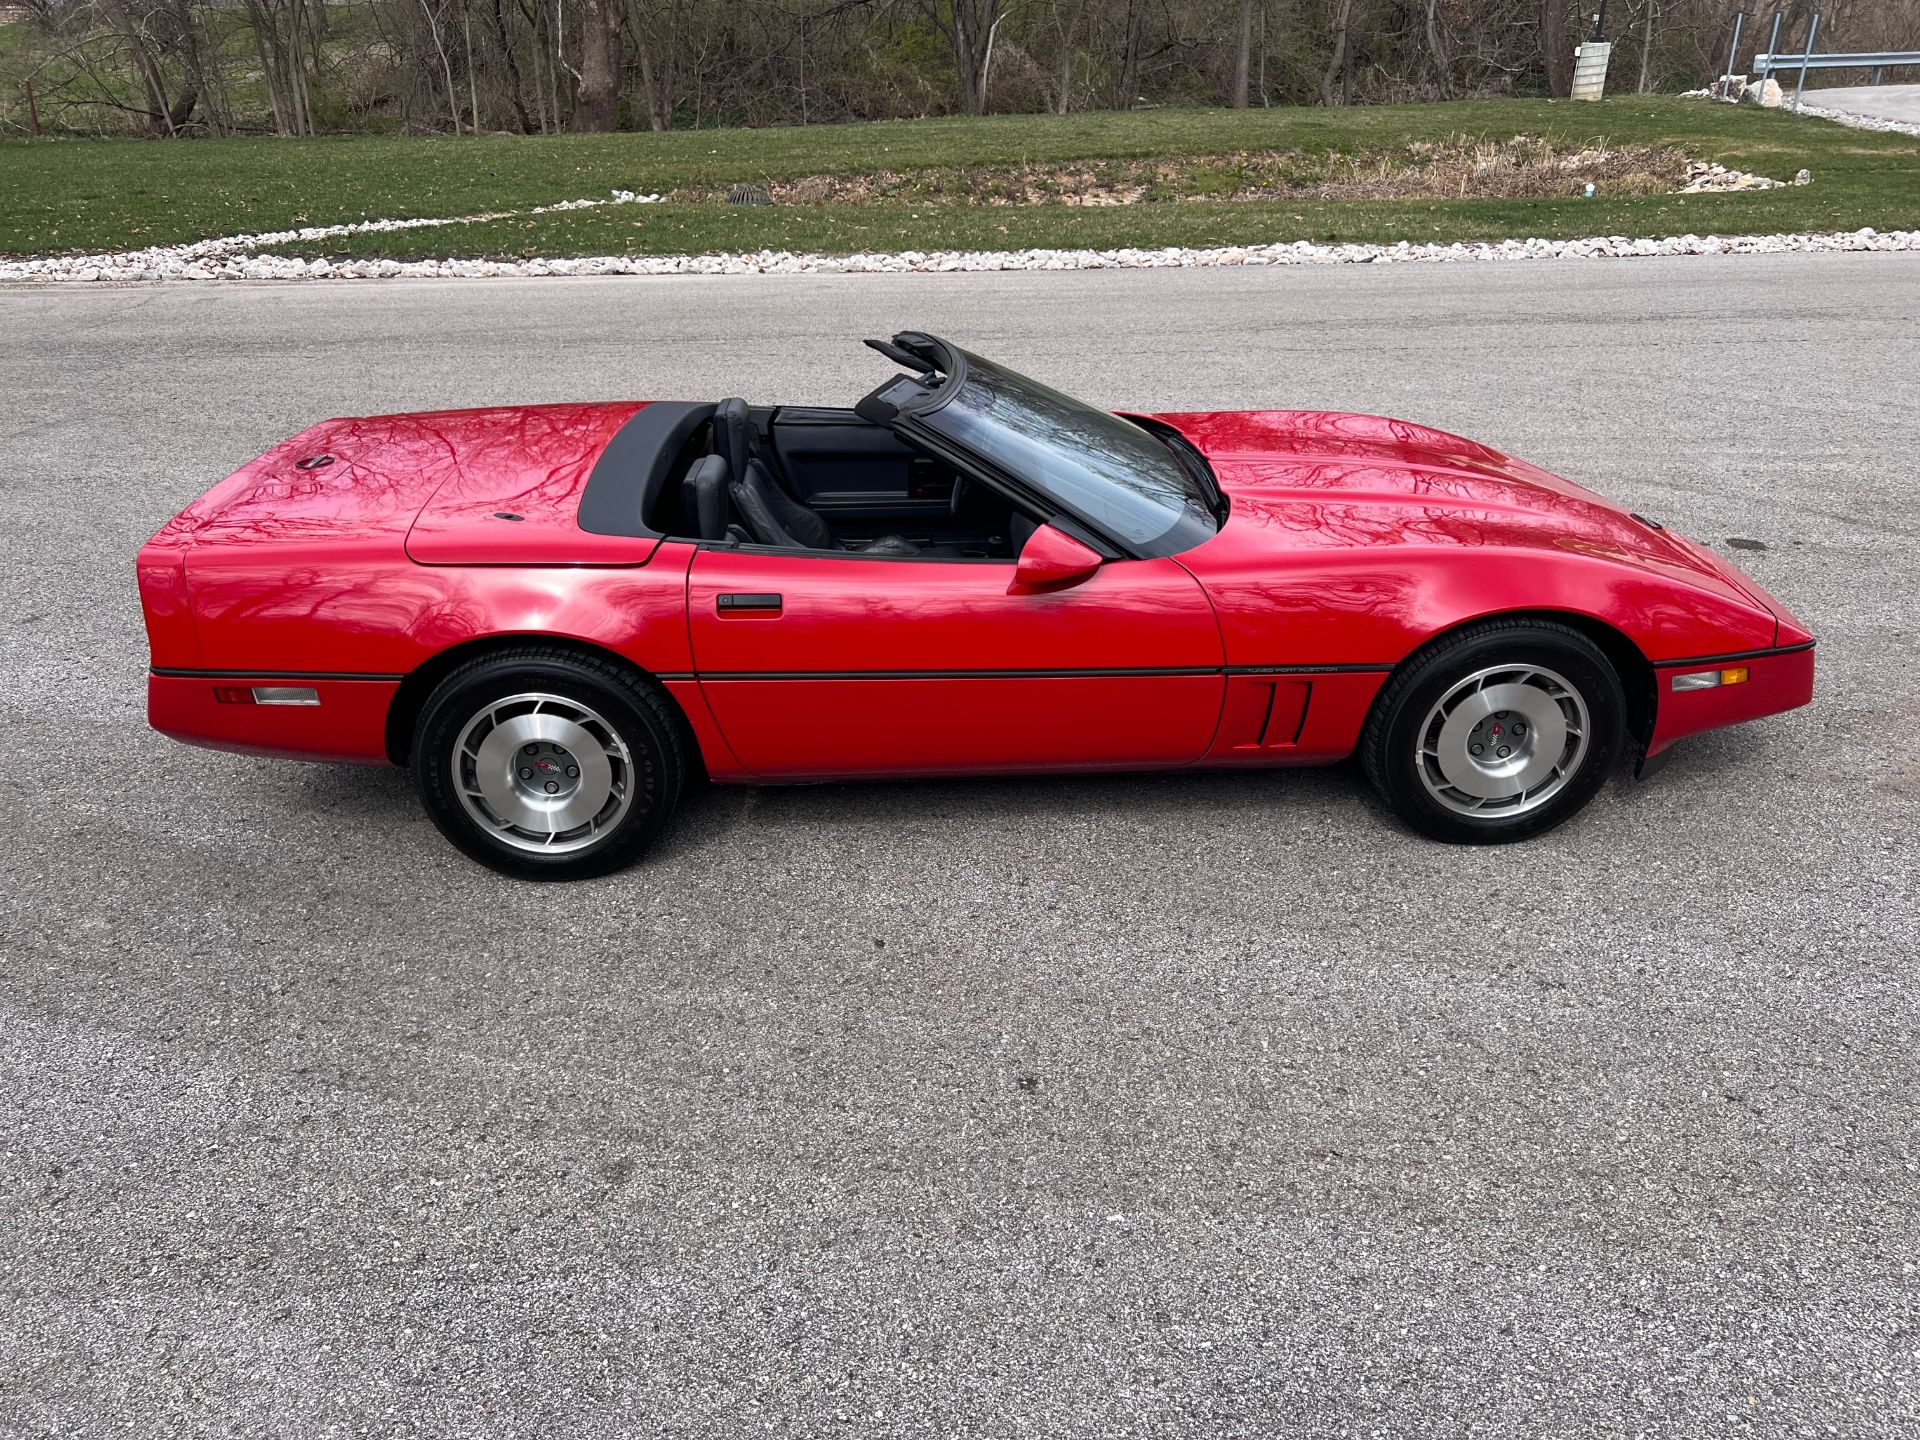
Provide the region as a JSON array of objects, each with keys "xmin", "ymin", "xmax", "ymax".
[{"xmin": 716, "ymin": 592, "xmax": 783, "ymax": 615}]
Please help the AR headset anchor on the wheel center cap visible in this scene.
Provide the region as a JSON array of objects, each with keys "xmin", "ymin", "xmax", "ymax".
[
  {"xmin": 1466, "ymin": 709, "xmax": 1533, "ymax": 768},
  {"xmin": 515, "ymin": 741, "xmax": 582, "ymax": 798}
]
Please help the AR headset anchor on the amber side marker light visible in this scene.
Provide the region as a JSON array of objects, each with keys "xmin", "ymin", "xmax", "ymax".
[
  {"xmin": 1671, "ymin": 667, "xmax": 1750, "ymax": 692},
  {"xmin": 213, "ymin": 686, "xmax": 321, "ymax": 706}
]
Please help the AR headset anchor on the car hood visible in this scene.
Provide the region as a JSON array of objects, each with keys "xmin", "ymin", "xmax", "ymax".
[
  {"xmin": 151, "ymin": 402, "xmax": 654, "ymax": 566},
  {"xmin": 1156, "ymin": 408, "xmax": 1767, "ymax": 608}
]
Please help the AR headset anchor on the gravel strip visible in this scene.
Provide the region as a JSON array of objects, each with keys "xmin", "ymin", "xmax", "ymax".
[
  {"xmin": 1794, "ymin": 101, "xmax": 1920, "ymax": 136},
  {"xmin": 2, "ymin": 225, "xmax": 1915, "ymax": 284}
]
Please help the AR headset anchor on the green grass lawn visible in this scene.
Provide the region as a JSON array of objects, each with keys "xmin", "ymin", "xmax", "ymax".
[{"xmin": 2, "ymin": 96, "xmax": 1915, "ymax": 261}]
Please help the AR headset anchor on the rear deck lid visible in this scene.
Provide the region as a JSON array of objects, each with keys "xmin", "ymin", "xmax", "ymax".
[
  {"xmin": 173, "ymin": 413, "xmax": 461, "ymax": 553},
  {"xmin": 170, "ymin": 402, "xmax": 660, "ymax": 565},
  {"xmin": 403, "ymin": 401, "xmax": 664, "ymax": 565}
]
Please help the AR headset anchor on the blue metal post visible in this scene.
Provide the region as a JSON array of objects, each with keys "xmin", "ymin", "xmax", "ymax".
[{"xmin": 1723, "ymin": 11, "xmax": 1745, "ymax": 90}]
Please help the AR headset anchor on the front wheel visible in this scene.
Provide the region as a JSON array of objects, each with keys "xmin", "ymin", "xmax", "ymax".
[
  {"xmin": 1360, "ymin": 619, "xmax": 1626, "ymax": 844},
  {"xmin": 413, "ymin": 647, "xmax": 687, "ymax": 880}
]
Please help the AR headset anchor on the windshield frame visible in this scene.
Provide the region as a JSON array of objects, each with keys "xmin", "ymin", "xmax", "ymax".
[{"xmin": 887, "ymin": 341, "xmax": 1222, "ymax": 561}]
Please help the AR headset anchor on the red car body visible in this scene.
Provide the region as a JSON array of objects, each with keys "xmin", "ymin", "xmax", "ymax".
[{"xmin": 139, "ymin": 399, "xmax": 1813, "ymax": 789}]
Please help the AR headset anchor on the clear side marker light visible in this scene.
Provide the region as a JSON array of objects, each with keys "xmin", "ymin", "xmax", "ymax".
[
  {"xmin": 251, "ymin": 686, "xmax": 320, "ymax": 706},
  {"xmin": 1671, "ymin": 667, "xmax": 1750, "ymax": 692}
]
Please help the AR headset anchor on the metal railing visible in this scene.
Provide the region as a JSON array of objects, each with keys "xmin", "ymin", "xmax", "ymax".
[
  {"xmin": 1723, "ymin": 8, "xmax": 1920, "ymax": 113},
  {"xmin": 1753, "ymin": 49, "xmax": 1920, "ymax": 83}
]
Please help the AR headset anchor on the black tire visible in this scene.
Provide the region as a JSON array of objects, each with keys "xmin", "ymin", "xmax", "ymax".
[
  {"xmin": 412, "ymin": 646, "xmax": 687, "ymax": 880},
  {"xmin": 1360, "ymin": 618, "xmax": 1626, "ymax": 845}
]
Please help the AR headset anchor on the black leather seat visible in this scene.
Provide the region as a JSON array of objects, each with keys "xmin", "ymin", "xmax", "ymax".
[
  {"xmin": 730, "ymin": 460, "xmax": 919, "ymax": 556},
  {"xmin": 679, "ymin": 454, "xmax": 733, "ymax": 541},
  {"xmin": 714, "ymin": 397, "xmax": 920, "ymax": 555}
]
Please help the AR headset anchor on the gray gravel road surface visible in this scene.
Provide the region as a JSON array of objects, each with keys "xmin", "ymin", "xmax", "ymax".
[
  {"xmin": 1812, "ymin": 83, "xmax": 1920, "ymax": 124},
  {"xmin": 2, "ymin": 254, "xmax": 1918, "ymax": 1438}
]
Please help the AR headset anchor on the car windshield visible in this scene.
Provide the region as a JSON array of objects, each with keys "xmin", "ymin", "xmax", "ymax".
[{"xmin": 918, "ymin": 349, "xmax": 1220, "ymax": 557}]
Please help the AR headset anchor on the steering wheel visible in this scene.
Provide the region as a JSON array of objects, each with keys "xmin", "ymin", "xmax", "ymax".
[{"xmin": 949, "ymin": 474, "xmax": 968, "ymax": 516}]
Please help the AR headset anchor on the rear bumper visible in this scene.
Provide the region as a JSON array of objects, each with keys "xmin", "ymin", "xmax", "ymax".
[
  {"xmin": 1645, "ymin": 642, "xmax": 1815, "ymax": 761},
  {"xmin": 148, "ymin": 671, "xmax": 399, "ymax": 765}
]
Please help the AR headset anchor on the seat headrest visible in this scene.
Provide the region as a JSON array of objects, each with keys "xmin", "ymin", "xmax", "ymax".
[
  {"xmin": 680, "ymin": 454, "xmax": 732, "ymax": 541},
  {"xmin": 713, "ymin": 397, "xmax": 752, "ymax": 480}
]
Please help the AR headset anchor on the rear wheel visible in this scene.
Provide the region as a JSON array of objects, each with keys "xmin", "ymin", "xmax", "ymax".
[
  {"xmin": 1361, "ymin": 619, "xmax": 1625, "ymax": 844},
  {"xmin": 413, "ymin": 648, "xmax": 686, "ymax": 879}
]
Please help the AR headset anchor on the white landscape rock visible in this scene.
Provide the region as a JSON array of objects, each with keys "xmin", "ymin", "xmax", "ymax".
[{"xmin": 1681, "ymin": 160, "xmax": 1784, "ymax": 192}]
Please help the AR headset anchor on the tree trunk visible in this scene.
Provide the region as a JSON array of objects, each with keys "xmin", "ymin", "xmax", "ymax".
[
  {"xmin": 954, "ymin": 2, "xmax": 983, "ymax": 115},
  {"xmin": 1257, "ymin": 0, "xmax": 1268, "ymax": 100},
  {"xmin": 1320, "ymin": 0, "xmax": 1353, "ymax": 106},
  {"xmin": 243, "ymin": 0, "xmax": 290, "ymax": 134},
  {"xmin": 1636, "ymin": 0, "xmax": 1656, "ymax": 92},
  {"xmin": 978, "ymin": 5, "xmax": 1011, "ymax": 108},
  {"xmin": 635, "ymin": 29, "xmax": 666, "ymax": 131},
  {"xmin": 573, "ymin": 0, "xmax": 621, "ymax": 130},
  {"xmin": 287, "ymin": 0, "xmax": 314, "ymax": 133},
  {"xmin": 98, "ymin": 0, "xmax": 174, "ymax": 134},
  {"xmin": 551, "ymin": 0, "xmax": 572, "ymax": 130},
  {"xmin": 491, "ymin": 0, "xmax": 535, "ymax": 131},
  {"xmin": 1230, "ymin": 0, "xmax": 1252, "ymax": 107},
  {"xmin": 166, "ymin": 0, "xmax": 220, "ymax": 134},
  {"xmin": 1051, "ymin": 0, "xmax": 1079, "ymax": 112},
  {"xmin": 1111, "ymin": 0, "xmax": 1143, "ymax": 108},
  {"xmin": 419, "ymin": 0, "xmax": 461, "ymax": 131},
  {"xmin": 930, "ymin": 0, "xmax": 996, "ymax": 116},
  {"xmin": 656, "ymin": 0, "xmax": 680, "ymax": 130},
  {"xmin": 463, "ymin": 2, "xmax": 482, "ymax": 131},
  {"xmin": 1424, "ymin": 0, "xmax": 1450, "ymax": 97},
  {"xmin": 1542, "ymin": 0, "xmax": 1572, "ymax": 97}
]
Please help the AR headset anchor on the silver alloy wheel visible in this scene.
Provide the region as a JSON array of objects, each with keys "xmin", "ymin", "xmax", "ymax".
[
  {"xmin": 452, "ymin": 692, "xmax": 633, "ymax": 855},
  {"xmin": 1415, "ymin": 663, "xmax": 1590, "ymax": 818}
]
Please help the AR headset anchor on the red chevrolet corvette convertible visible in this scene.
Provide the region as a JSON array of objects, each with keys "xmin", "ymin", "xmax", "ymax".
[{"xmin": 139, "ymin": 332, "xmax": 1814, "ymax": 878}]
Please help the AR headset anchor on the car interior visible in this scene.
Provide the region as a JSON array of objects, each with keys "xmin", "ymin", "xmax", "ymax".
[{"xmin": 647, "ymin": 395, "xmax": 1041, "ymax": 560}]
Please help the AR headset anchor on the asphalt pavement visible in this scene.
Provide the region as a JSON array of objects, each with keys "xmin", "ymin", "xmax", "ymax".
[
  {"xmin": 1812, "ymin": 82, "xmax": 1920, "ymax": 124},
  {"xmin": 2, "ymin": 254, "xmax": 1917, "ymax": 1438}
]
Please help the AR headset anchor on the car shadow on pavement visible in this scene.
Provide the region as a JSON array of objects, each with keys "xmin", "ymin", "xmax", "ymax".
[
  {"xmin": 282, "ymin": 753, "xmax": 1371, "ymax": 860},
  {"xmin": 652, "ymin": 763, "xmax": 1371, "ymax": 860},
  {"xmin": 280, "ymin": 720, "xmax": 1786, "ymax": 876}
]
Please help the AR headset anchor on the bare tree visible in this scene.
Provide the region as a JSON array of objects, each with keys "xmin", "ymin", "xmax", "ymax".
[
  {"xmin": 1422, "ymin": 0, "xmax": 1450, "ymax": 97},
  {"xmin": 572, "ymin": 0, "xmax": 621, "ymax": 127},
  {"xmin": 19, "ymin": 0, "xmax": 1904, "ymax": 139},
  {"xmin": 1230, "ymin": 0, "xmax": 1252, "ymax": 105},
  {"xmin": 924, "ymin": 0, "xmax": 1021, "ymax": 114},
  {"xmin": 1321, "ymin": 0, "xmax": 1354, "ymax": 105},
  {"xmin": 241, "ymin": 0, "xmax": 316, "ymax": 134},
  {"xmin": 1541, "ymin": 0, "xmax": 1571, "ymax": 95}
]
